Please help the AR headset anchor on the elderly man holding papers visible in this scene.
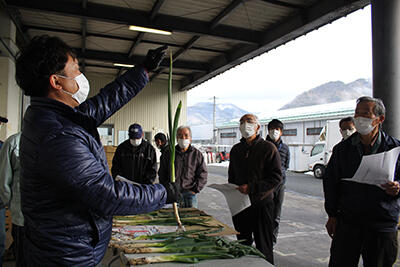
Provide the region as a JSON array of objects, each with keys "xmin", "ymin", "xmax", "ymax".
[{"xmin": 323, "ymin": 96, "xmax": 400, "ymax": 267}]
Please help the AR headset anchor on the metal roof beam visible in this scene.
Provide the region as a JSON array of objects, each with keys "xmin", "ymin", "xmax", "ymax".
[
  {"xmin": 127, "ymin": 0, "xmax": 165, "ymax": 58},
  {"xmin": 5, "ymin": 0, "xmax": 261, "ymax": 44},
  {"xmin": 80, "ymin": 0, "xmax": 87, "ymax": 72},
  {"xmin": 258, "ymin": 0, "xmax": 307, "ymax": 9},
  {"xmin": 24, "ymin": 25, "xmax": 227, "ymax": 54},
  {"xmin": 209, "ymin": 0, "xmax": 247, "ymax": 29},
  {"xmin": 150, "ymin": 0, "xmax": 166, "ymax": 21},
  {"xmin": 151, "ymin": 0, "xmax": 245, "ymax": 81},
  {"xmin": 180, "ymin": 0, "xmax": 370, "ymax": 91},
  {"xmin": 0, "ymin": 0, "xmax": 30, "ymax": 46},
  {"xmin": 85, "ymin": 63, "xmax": 193, "ymax": 76},
  {"xmin": 75, "ymin": 48, "xmax": 209, "ymax": 72}
]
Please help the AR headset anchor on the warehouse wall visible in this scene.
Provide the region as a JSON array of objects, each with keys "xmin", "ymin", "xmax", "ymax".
[{"xmin": 86, "ymin": 72, "xmax": 187, "ymax": 146}]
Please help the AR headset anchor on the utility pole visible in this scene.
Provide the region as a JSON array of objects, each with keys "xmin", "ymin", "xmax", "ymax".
[{"xmin": 213, "ymin": 96, "xmax": 217, "ymax": 144}]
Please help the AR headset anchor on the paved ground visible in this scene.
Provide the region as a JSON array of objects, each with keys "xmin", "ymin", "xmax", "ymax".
[
  {"xmin": 198, "ymin": 167, "xmax": 330, "ymax": 267},
  {"xmin": 201, "ymin": 165, "xmax": 400, "ymax": 267}
]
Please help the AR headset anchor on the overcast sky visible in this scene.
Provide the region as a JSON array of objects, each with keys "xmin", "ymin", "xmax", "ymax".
[{"xmin": 187, "ymin": 5, "xmax": 372, "ymax": 116}]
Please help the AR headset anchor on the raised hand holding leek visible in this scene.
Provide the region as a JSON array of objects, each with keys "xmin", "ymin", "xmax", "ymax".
[{"xmin": 167, "ymin": 50, "xmax": 184, "ymax": 231}]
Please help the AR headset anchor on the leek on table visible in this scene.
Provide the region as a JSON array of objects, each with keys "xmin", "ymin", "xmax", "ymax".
[{"xmin": 129, "ymin": 251, "xmax": 235, "ymax": 265}]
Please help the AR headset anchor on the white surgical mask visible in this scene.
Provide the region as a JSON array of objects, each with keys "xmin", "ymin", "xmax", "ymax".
[
  {"xmin": 178, "ymin": 139, "xmax": 190, "ymax": 149},
  {"xmin": 268, "ymin": 129, "xmax": 281, "ymax": 141},
  {"xmin": 240, "ymin": 122, "xmax": 256, "ymax": 139},
  {"xmin": 58, "ymin": 73, "xmax": 90, "ymax": 105},
  {"xmin": 354, "ymin": 117, "xmax": 376, "ymax": 135},
  {"xmin": 341, "ymin": 129, "xmax": 356, "ymax": 140},
  {"xmin": 130, "ymin": 138, "xmax": 142, "ymax": 147}
]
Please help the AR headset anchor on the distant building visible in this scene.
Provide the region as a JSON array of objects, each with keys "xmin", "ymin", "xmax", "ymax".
[{"xmin": 216, "ymin": 100, "xmax": 356, "ymax": 171}]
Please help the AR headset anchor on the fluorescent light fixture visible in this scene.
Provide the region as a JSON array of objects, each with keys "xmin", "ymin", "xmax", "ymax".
[
  {"xmin": 114, "ymin": 63, "xmax": 134, "ymax": 68},
  {"xmin": 129, "ymin": 25, "xmax": 172, "ymax": 35}
]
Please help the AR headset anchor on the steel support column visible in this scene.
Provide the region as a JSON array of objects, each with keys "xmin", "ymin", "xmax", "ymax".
[{"xmin": 371, "ymin": 0, "xmax": 400, "ymax": 138}]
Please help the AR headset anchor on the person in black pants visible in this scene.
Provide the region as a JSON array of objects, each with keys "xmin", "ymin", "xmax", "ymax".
[
  {"xmin": 228, "ymin": 113, "xmax": 282, "ymax": 264},
  {"xmin": 266, "ymin": 119, "xmax": 290, "ymax": 246},
  {"xmin": 323, "ymin": 96, "xmax": 400, "ymax": 267}
]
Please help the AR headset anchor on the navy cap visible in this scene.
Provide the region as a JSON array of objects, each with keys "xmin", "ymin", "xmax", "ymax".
[
  {"xmin": 128, "ymin": 123, "xmax": 143, "ymax": 139},
  {"xmin": 0, "ymin": 116, "xmax": 8, "ymax": 123}
]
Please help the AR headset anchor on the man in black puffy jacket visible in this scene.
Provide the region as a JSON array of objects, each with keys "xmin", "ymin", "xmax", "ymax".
[
  {"xmin": 16, "ymin": 35, "xmax": 177, "ymax": 266},
  {"xmin": 112, "ymin": 123, "xmax": 157, "ymax": 184}
]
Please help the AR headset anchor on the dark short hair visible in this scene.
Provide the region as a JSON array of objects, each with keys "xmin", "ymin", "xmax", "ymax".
[
  {"xmin": 268, "ymin": 119, "xmax": 284, "ymax": 130},
  {"xmin": 339, "ymin": 117, "xmax": 354, "ymax": 128},
  {"xmin": 154, "ymin": 132, "xmax": 167, "ymax": 143},
  {"xmin": 15, "ymin": 35, "xmax": 76, "ymax": 97}
]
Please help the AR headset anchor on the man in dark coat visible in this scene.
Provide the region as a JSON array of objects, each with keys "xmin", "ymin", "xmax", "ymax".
[
  {"xmin": 229, "ymin": 114, "xmax": 282, "ymax": 264},
  {"xmin": 323, "ymin": 96, "xmax": 400, "ymax": 267},
  {"xmin": 111, "ymin": 123, "xmax": 157, "ymax": 184},
  {"xmin": 15, "ymin": 35, "xmax": 177, "ymax": 266},
  {"xmin": 266, "ymin": 118, "xmax": 290, "ymax": 246},
  {"xmin": 158, "ymin": 126, "xmax": 208, "ymax": 208}
]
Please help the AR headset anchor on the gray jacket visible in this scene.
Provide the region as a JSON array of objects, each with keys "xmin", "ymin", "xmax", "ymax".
[
  {"xmin": 158, "ymin": 145, "xmax": 208, "ymax": 193},
  {"xmin": 0, "ymin": 132, "xmax": 23, "ymax": 226}
]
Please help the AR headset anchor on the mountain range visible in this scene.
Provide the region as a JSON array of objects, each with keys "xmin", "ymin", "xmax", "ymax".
[
  {"xmin": 187, "ymin": 78, "xmax": 372, "ymax": 140},
  {"xmin": 279, "ymin": 78, "xmax": 371, "ymax": 110},
  {"xmin": 188, "ymin": 102, "xmax": 248, "ymax": 126}
]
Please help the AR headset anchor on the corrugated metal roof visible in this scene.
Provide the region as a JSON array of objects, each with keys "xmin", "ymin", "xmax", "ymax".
[
  {"xmin": 221, "ymin": 1, "xmax": 296, "ymax": 31},
  {"xmin": 5, "ymin": 0, "xmax": 370, "ymax": 90}
]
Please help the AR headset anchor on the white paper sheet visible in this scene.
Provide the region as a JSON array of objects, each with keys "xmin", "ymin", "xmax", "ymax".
[
  {"xmin": 342, "ymin": 146, "xmax": 400, "ymax": 188},
  {"xmin": 208, "ymin": 183, "xmax": 251, "ymax": 216}
]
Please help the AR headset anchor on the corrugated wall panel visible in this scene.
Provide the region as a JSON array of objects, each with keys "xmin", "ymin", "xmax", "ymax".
[{"xmin": 86, "ymin": 72, "xmax": 187, "ymax": 145}]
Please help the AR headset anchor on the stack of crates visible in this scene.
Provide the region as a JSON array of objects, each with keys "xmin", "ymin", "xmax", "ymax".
[{"xmin": 103, "ymin": 146, "xmax": 117, "ymax": 173}]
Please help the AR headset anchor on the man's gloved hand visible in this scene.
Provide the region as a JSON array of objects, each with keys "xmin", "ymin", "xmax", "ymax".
[
  {"xmin": 142, "ymin": 45, "xmax": 168, "ymax": 71},
  {"xmin": 164, "ymin": 182, "xmax": 180, "ymax": 204}
]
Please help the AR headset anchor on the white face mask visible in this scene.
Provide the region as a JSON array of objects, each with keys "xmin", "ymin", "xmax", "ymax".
[
  {"xmin": 240, "ymin": 122, "xmax": 256, "ymax": 139},
  {"xmin": 178, "ymin": 139, "xmax": 190, "ymax": 149},
  {"xmin": 130, "ymin": 138, "xmax": 142, "ymax": 147},
  {"xmin": 268, "ymin": 129, "xmax": 281, "ymax": 141},
  {"xmin": 354, "ymin": 117, "xmax": 377, "ymax": 135},
  {"xmin": 58, "ymin": 73, "xmax": 90, "ymax": 105},
  {"xmin": 341, "ymin": 129, "xmax": 356, "ymax": 140}
]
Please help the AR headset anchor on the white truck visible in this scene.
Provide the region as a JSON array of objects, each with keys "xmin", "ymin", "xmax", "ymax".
[{"xmin": 308, "ymin": 119, "xmax": 342, "ymax": 178}]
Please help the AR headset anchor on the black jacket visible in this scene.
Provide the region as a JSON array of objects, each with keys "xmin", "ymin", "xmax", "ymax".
[
  {"xmin": 111, "ymin": 139, "xmax": 157, "ymax": 184},
  {"xmin": 266, "ymin": 136, "xmax": 290, "ymax": 183},
  {"xmin": 229, "ymin": 135, "xmax": 282, "ymax": 204},
  {"xmin": 160, "ymin": 143, "xmax": 169, "ymax": 157},
  {"xmin": 323, "ymin": 131, "xmax": 400, "ymax": 232},
  {"xmin": 158, "ymin": 145, "xmax": 208, "ymax": 193},
  {"xmin": 20, "ymin": 67, "xmax": 167, "ymax": 266}
]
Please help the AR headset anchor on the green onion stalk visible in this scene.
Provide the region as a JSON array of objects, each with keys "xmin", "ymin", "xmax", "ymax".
[
  {"xmin": 167, "ymin": 51, "xmax": 184, "ymax": 231},
  {"xmin": 126, "ymin": 236, "xmax": 266, "ymax": 265},
  {"xmin": 129, "ymin": 252, "xmax": 235, "ymax": 265}
]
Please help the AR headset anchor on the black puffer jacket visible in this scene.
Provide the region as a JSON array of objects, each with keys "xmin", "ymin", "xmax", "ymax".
[
  {"xmin": 20, "ymin": 67, "xmax": 167, "ymax": 266},
  {"xmin": 111, "ymin": 139, "xmax": 157, "ymax": 184},
  {"xmin": 229, "ymin": 135, "xmax": 282, "ymax": 204}
]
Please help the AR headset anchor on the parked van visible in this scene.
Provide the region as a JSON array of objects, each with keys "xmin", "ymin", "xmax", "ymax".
[{"xmin": 308, "ymin": 119, "xmax": 342, "ymax": 178}]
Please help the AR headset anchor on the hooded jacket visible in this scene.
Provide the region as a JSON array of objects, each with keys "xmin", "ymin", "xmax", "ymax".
[
  {"xmin": 20, "ymin": 67, "xmax": 167, "ymax": 266},
  {"xmin": 111, "ymin": 139, "xmax": 157, "ymax": 184},
  {"xmin": 229, "ymin": 135, "xmax": 282, "ymax": 204}
]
